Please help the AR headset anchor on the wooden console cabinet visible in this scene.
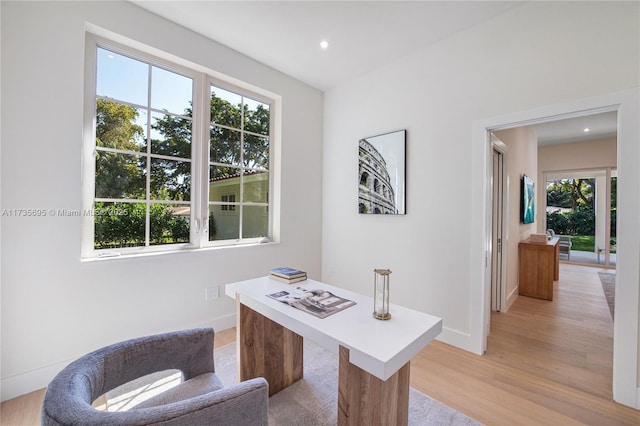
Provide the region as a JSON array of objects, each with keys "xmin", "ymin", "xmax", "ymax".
[{"xmin": 518, "ymin": 236, "xmax": 560, "ymax": 301}]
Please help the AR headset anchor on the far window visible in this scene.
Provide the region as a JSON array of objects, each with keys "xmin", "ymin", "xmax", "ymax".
[{"xmin": 221, "ymin": 194, "xmax": 236, "ymax": 212}]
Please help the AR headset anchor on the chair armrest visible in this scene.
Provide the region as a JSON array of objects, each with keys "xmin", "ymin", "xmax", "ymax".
[
  {"xmin": 43, "ymin": 378, "xmax": 269, "ymax": 426},
  {"xmin": 142, "ymin": 377, "xmax": 269, "ymax": 426}
]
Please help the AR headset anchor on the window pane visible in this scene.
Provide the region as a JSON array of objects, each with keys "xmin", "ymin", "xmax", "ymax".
[
  {"xmin": 244, "ymin": 97, "xmax": 270, "ymax": 136},
  {"xmin": 151, "ymin": 67, "xmax": 193, "ymax": 116},
  {"xmin": 211, "ymin": 86, "xmax": 241, "ymax": 129},
  {"xmin": 149, "ymin": 203, "xmax": 190, "ymax": 246},
  {"xmin": 134, "ymin": 109, "xmax": 148, "ymax": 151},
  {"xmin": 208, "ymin": 206, "xmax": 239, "ymax": 241},
  {"xmin": 243, "ymin": 171, "xmax": 268, "ymax": 203},
  {"xmin": 243, "ymin": 134, "xmax": 269, "ymax": 169},
  {"xmin": 210, "ymin": 126, "xmax": 241, "ymax": 165},
  {"xmin": 151, "ymin": 112, "xmax": 192, "ymax": 158},
  {"xmin": 150, "ymin": 158, "xmax": 191, "ymax": 201},
  {"xmin": 209, "ymin": 165, "xmax": 241, "ymax": 198},
  {"xmin": 95, "ymin": 152, "xmax": 145, "ymax": 199},
  {"xmin": 94, "ymin": 202, "xmax": 145, "ymax": 249},
  {"xmin": 95, "ymin": 100, "xmax": 145, "ymax": 152},
  {"xmin": 97, "ymin": 48, "xmax": 148, "ymax": 106},
  {"xmin": 242, "ymin": 206, "xmax": 268, "ymax": 238}
]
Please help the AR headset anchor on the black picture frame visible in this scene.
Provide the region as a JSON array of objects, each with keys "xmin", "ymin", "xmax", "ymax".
[
  {"xmin": 358, "ymin": 130, "xmax": 406, "ymax": 215},
  {"xmin": 521, "ymin": 174, "xmax": 535, "ymax": 224}
]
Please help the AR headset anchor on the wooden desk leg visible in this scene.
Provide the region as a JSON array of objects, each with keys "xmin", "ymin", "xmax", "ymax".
[
  {"xmin": 338, "ymin": 345, "xmax": 410, "ymax": 426},
  {"xmin": 237, "ymin": 301, "xmax": 303, "ymax": 396}
]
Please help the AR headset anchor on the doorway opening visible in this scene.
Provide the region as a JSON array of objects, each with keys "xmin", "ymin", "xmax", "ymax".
[
  {"xmin": 485, "ymin": 122, "xmax": 614, "ymax": 315},
  {"xmin": 478, "ymin": 90, "xmax": 639, "ymax": 408},
  {"xmin": 487, "ymin": 110, "xmax": 618, "ymax": 318}
]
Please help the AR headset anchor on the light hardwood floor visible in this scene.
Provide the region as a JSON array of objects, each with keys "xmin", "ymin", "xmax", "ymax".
[
  {"xmin": 2, "ymin": 264, "xmax": 639, "ymax": 425},
  {"xmin": 412, "ymin": 263, "xmax": 639, "ymax": 425}
]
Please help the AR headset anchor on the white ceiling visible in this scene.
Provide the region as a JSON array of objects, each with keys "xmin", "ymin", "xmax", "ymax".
[
  {"xmin": 131, "ymin": 1, "xmax": 523, "ymax": 91},
  {"xmin": 534, "ymin": 111, "xmax": 618, "ymax": 146},
  {"xmin": 131, "ymin": 1, "xmax": 618, "ymax": 145}
]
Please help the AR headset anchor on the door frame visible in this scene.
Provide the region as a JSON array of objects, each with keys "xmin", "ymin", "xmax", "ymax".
[{"xmin": 471, "ymin": 89, "xmax": 639, "ymax": 408}]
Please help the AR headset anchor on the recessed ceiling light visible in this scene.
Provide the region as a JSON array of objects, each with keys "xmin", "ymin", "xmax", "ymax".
[
  {"xmin": 320, "ymin": 40, "xmax": 329, "ymax": 50},
  {"xmin": 584, "ymin": 128, "xmax": 590, "ymax": 132}
]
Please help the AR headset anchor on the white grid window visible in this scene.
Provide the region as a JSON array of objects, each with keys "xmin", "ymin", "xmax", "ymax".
[{"xmin": 82, "ymin": 35, "xmax": 276, "ymax": 258}]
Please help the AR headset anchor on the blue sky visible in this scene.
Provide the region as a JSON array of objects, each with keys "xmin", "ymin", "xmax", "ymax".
[{"xmin": 96, "ymin": 47, "xmax": 267, "ymax": 139}]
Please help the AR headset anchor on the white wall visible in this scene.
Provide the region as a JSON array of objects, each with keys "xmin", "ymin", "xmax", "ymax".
[
  {"xmin": 0, "ymin": 1, "xmax": 323, "ymax": 401},
  {"xmin": 493, "ymin": 127, "xmax": 538, "ymax": 309},
  {"xmin": 538, "ymin": 138, "xmax": 617, "ymax": 173},
  {"xmin": 322, "ymin": 0, "xmax": 638, "ymax": 365}
]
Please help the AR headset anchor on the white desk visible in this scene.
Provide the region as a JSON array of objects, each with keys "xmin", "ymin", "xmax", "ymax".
[{"xmin": 225, "ymin": 277, "xmax": 442, "ymax": 425}]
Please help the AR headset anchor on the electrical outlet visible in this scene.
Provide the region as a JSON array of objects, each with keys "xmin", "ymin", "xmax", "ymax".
[{"xmin": 205, "ymin": 286, "xmax": 220, "ymax": 301}]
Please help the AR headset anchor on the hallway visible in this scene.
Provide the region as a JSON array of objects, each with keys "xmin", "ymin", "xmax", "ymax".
[{"xmin": 411, "ymin": 263, "xmax": 639, "ymax": 425}]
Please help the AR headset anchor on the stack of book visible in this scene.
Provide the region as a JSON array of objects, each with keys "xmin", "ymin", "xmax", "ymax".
[{"xmin": 269, "ymin": 267, "xmax": 307, "ymax": 284}]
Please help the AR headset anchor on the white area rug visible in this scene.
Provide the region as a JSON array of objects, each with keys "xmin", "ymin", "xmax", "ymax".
[{"xmin": 214, "ymin": 341, "xmax": 482, "ymax": 426}]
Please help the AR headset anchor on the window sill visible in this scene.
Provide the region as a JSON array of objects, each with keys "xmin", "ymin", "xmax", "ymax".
[{"xmin": 81, "ymin": 240, "xmax": 277, "ymax": 263}]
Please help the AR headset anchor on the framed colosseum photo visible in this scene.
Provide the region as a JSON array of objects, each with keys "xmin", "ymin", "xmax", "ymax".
[{"xmin": 358, "ymin": 129, "xmax": 406, "ymax": 215}]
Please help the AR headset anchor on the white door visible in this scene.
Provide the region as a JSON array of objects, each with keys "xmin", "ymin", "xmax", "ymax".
[{"xmin": 490, "ymin": 139, "xmax": 507, "ymax": 313}]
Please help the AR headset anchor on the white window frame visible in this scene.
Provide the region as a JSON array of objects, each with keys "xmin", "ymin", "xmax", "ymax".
[{"xmin": 82, "ymin": 33, "xmax": 280, "ymax": 259}]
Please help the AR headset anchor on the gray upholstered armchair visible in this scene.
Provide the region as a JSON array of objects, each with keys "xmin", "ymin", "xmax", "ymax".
[{"xmin": 41, "ymin": 328, "xmax": 268, "ymax": 426}]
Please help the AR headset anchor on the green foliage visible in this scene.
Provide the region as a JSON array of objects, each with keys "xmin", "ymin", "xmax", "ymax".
[
  {"xmin": 546, "ymin": 190, "xmax": 571, "ymax": 208},
  {"xmin": 610, "ymin": 209, "xmax": 616, "ymax": 237},
  {"xmin": 546, "ymin": 212, "xmax": 570, "ymax": 234},
  {"xmin": 150, "ymin": 111, "xmax": 192, "ymax": 201},
  {"xmin": 546, "ymin": 179, "xmax": 594, "ymax": 210},
  {"xmin": 209, "ymin": 213, "xmax": 217, "ymax": 239},
  {"xmin": 570, "ymin": 235, "xmax": 595, "ymax": 252},
  {"xmin": 94, "ymin": 202, "xmax": 189, "ymax": 249},
  {"xmin": 95, "ymin": 100, "xmax": 145, "ymax": 199},
  {"xmin": 567, "ymin": 209, "xmax": 595, "ymax": 235},
  {"xmin": 208, "ymin": 92, "xmax": 270, "ymax": 169},
  {"xmin": 546, "ymin": 209, "xmax": 595, "ymax": 236},
  {"xmin": 96, "ymin": 99, "xmax": 144, "ymax": 151}
]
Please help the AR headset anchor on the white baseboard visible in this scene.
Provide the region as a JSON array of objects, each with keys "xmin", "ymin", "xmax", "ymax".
[
  {"xmin": 0, "ymin": 313, "xmax": 236, "ymax": 402},
  {"xmin": 185, "ymin": 313, "xmax": 236, "ymax": 334},
  {"xmin": 1, "ymin": 360, "xmax": 72, "ymax": 403},
  {"xmin": 505, "ymin": 287, "xmax": 519, "ymax": 312},
  {"xmin": 436, "ymin": 326, "xmax": 474, "ymax": 353}
]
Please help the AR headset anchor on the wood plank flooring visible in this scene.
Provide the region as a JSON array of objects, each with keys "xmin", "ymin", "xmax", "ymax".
[
  {"xmin": 2, "ymin": 264, "xmax": 639, "ymax": 425},
  {"xmin": 411, "ymin": 263, "xmax": 639, "ymax": 425}
]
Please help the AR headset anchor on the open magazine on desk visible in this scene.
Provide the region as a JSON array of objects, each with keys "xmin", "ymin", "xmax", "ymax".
[{"xmin": 267, "ymin": 286, "xmax": 356, "ymax": 319}]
